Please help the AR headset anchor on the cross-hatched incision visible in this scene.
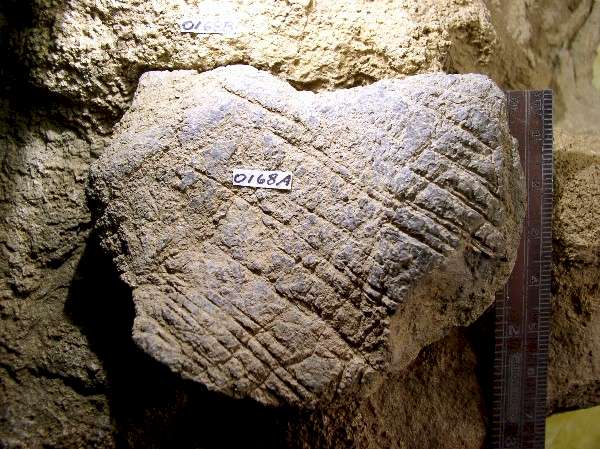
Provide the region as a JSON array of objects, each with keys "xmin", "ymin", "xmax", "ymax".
[{"xmin": 87, "ymin": 66, "xmax": 525, "ymax": 407}]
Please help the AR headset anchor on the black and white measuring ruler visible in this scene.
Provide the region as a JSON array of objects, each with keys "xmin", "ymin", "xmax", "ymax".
[{"xmin": 491, "ymin": 91, "xmax": 553, "ymax": 449}]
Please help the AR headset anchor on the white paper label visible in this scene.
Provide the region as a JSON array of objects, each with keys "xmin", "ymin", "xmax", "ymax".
[
  {"xmin": 232, "ymin": 169, "xmax": 293, "ymax": 191},
  {"xmin": 180, "ymin": 17, "xmax": 238, "ymax": 35}
]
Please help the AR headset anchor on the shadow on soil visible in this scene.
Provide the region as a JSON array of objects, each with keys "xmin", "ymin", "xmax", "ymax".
[{"xmin": 66, "ymin": 235, "xmax": 291, "ymax": 449}]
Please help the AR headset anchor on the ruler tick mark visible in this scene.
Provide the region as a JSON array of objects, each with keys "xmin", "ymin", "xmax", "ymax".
[{"xmin": 492, "ymin": 91, "xmax": 553, "ymax": 449}]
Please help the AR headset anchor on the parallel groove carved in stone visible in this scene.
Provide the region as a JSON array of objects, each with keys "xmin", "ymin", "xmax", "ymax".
[{"xmin": 87, "ymin": 66, "xmax": 525, "ymax": 407}]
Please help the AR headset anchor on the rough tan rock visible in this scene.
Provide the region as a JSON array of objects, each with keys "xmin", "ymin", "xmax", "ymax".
[
  {"xmin": 0, "ymin": 105, "xmax": 102, "ymax": 297},
  {"xmin": 87, "ymin": 66, "xmax": 524, "ymax": 407},
  {"xmin": 548, "ymin": 129, "xmax": 600, "ymax": 412},
  {"xmin": 17, "ymin": 0, "xmax": 498, "ymax": 121},
  {"xmin": 16, "ymin": 0, "xmax": 599, "ymax": 131}
]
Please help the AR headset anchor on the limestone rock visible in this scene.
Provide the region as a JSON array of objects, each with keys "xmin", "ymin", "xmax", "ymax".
[
  {"xmin": 17, "ymin": 0, "xmax": 498, "ymax": 120},
  {"xmin": 548, "ymin": 129, "xmax": 600, "ymax": 411},
  {"xmin": 20, "ymin": 0, "xmax": 596, "ymax": 130},
  {"xmin": 88, "ymin": 66, "xmax": 525, "ymax": 407},
  {"xmin": 0, "ymin": 106, "xmax": 102, "ymax": 297},
  {"xmin": 0, "ymin": 11, "xmax": 116, "ymax": 447}
]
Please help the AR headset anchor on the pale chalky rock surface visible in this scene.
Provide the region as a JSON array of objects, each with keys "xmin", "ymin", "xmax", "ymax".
[
  {"xmin": 18, "ymin": 0, "xmax": 499, "ymax": 121},
  {"xmin": 88, "ymin": 66, "xmax": 525, "ymax": 407}
]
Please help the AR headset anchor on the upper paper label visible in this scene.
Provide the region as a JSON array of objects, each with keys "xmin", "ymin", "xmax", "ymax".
[
  {"xmin": 179, "ymin": 2, "xmax": 241, "ymax": 36},
  {"xmin": 179, "ymin": 16, "xmax": 239, "ymax": 35}
]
